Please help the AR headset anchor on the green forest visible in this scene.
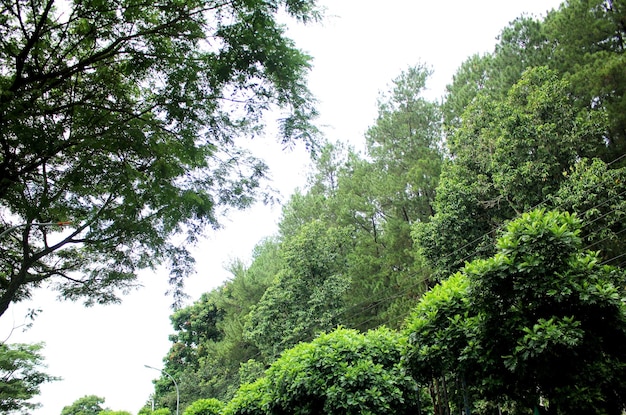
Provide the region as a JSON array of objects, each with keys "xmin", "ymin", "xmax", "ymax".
[
  {"xmin": 2, "ymin": 0, "xmax": 626, "ymax": 414},
  {"xmin": 144, "ymin": 1, "xmax": 626, "ymax": 414}
]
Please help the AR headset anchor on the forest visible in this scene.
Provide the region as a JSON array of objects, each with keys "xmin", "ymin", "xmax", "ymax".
[
  {"xmin": 145, "ymin": 1, "xmax": 626, "ymax": 414},
  {"xmin": 1, "ymin": 0, "xmax": 626, "ymax": 414}
]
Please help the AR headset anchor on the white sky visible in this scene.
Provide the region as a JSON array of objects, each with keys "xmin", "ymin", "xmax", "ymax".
[{"xmin": 0, "ymin": 1, "xmax": 564, "ymax": 413}]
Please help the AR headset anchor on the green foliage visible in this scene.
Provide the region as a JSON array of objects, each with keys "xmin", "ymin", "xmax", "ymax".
[
  {"xmin": 416, "ymin": 66, "xmax": 609, "ymax": 277},
  {"xmin": 407, "ymin": 209, "xmax": 626, "ymax": 414},
  {"xmin": 365, "ymin": 63, "xmax": 442, "ymax": 223},
  {"xmin": 153, "ymin": 65, "xmax": 443, "ymax": 405},
  {"xmin": 491, "ymin": 66, "xmax": 605, "ymax": 208},
  {"xmin": 167, "ymin": 292, "xmax": 224, "ymax": 371},
  {"xmin": 443, "ymin": 16, "xmax": 550, "ymax": 134},
  {"xmin": 222, "ymin": 377, "xmax": 271, "ymax": 415},
  {"xmin": 61, "ymin": 395, "xmax": 106, "ymax": 415},
  {"xmin": 403, "ymin": 273, "xmax": 479, "ymax": 415},
  {"xmin": 0, "ymin": 342, "xmax": 58, "ymax": 413},
  {"xmin": 490, "ymin": 16, "xmax": 552, "ymax": 97},
  {"xmin": 0, "ymin": 0, "xmax": 321, "ymax": 316},
  {"xmin": 427, "ymin": 0, "xmax": 626, "ymax": 280},
  {"xmin": 225, "ymin": 327, "xmax": 420, "ymax": 415},
  {"xmin": 155, "ymin": 239, "xmax": 284, "ymax": 407},
  {"xmin": 182, "ymin": 398, "xmax": 224, "ymax": 415},
  {"xmin": 551, "ymin": 158, "xmax": 626, "ymax": 264},
  {"xmin": 99, "ymin": 411, "xmax": 132, "ymax": 415},
  {"xmin": 468, "ymin": 209, "xmax": 626, "ymax": 413},
  {"xmin": 404, "ymin": 273, "xmax": 477, "ymax": 382},
  {"xmin": 443, "ymin": 53, "xmax": 493, "ymax": 133},
  {"xmin": 141, "ymin": 409, "xmax": 170, "ymax": 415},
  {"xmin": 545, "ymin": 0, "xmax": 626, "ymax": 159},
  {"xmin": 245, "ymin": 220, "xmax": 351, "ymax": 359},
  {"xmin": 150, "ymin": 4, "xmax": 626, "ymax": 411}
]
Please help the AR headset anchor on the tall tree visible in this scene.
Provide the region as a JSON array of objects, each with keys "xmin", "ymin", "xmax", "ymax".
[
  {"xmin": 415, "ymin": 67, "xmax": 608, "ymax": 277},
  {"xmin": 443, "ymin": 15, "xmax": 551, "ymax": 135},
  {"xmin": 341, "ymin": 65, "xmax": 443, "ymax": 326},
  {"xmin": 0, "ymin": 0, "xmax": 320, "ymax": 317},
  {"xmin": 442, "ymin": 53, "xmax": 493, "ymax": 134},
  {"xmin": 545, "ymin": 0, "xmax": 626, "ymax": 160},
  {"xmin": 364, "ymin": 64, "xmax": 442, "ymax": 225},
  {"xmin": 244, "ymin": 220, "xmax": 351, "ymax": 360}
]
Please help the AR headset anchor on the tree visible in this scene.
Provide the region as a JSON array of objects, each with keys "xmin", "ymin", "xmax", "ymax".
[
  {"xmin": 154, "ymin": 238, "xmax": 286, "ymax": 407},
  {"xmin": 415, "ymin": 67, "xmax": 608, "ymax": 277},
  {"xmin": 365, "ymin": 64, "xmax": 442, "ymax": 224},
  {"xmin": 0, "ymin": 0, "xmax": 321, "ymax": 317},
  {"xmin": 61, "ymin": 395, "xmax": 105, "ymax": 415},
  {"xmin": 153, "ymin": 291, "xmax": 224, "ymax": 410},
  {"xmin": 407, "ymin": 209, "xmax": 626, "ymax": 414},
  {"xmin": 550, "ymin": 158, "xmax": 626, "ymax": 265},
  {"xmin": 489, "ymin": 15, "xmax": 552, "ymax": 98},
  {"xmin": 224, "ymin": 327, "xmax": 422, "ymax": 415},
  {"xmin": 403, "ymin": 273, "xmax": 478, "ymax": 415},
  {"xmin": 167, "ymin": 292, "xmax": 224, "ymax": 371},
  {"xmin": 0, "ymin": 342, "xmax": 57, "ymax": 413},
  {"xmin": 544, "ymin": 0, "xmax": 626, "ymax": 160},
  {"xmin": 443, "ymin": 15, "xmax": 551, "ymax": 135},
  {"xmin": 182, "ymin": 398, "xmax": 223, "ymax": 415},
  {"xmin": 466, "ymin": 209, "xmax": 626, "ymax": 414},
  {"xmin": 442, "ymin": 53, "xmax": 493, "ymax": 133},
  {"xmin": 244, "ymin": 220, "xmax": 351, "ymax": 360}
]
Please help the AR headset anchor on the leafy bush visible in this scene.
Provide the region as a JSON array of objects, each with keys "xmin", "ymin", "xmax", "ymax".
[
  {"xmin": 225, "ymin": 327, "xmax": 420, "ymax": 415},
  {"xmin": 183, "ymin": 398, "xmax": 224, "ymax": 415}
]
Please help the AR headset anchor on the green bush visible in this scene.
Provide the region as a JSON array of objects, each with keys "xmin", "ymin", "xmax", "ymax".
[
  {"xmin": 183, "ymin": 398, "xmax": 224, "ymax": 415},
  {"xmin": 224, "ymin": 327, "xmax": 420, "ymax": 415}
]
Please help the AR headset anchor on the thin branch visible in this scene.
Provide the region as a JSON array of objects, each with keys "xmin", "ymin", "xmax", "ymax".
[{"xmin": 10, "ymin": 0, "xmax": 55, "ymax": 92}]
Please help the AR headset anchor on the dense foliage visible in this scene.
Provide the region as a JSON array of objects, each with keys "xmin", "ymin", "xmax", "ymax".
[
  {"xmin": 183, "ymin": 398, "xmax": 224, "ymax": 415},
  {"xmin": 0, "ymin": 342, "xmax": 57, "ymax": 413},
  {"xmin": 149, "ymin": 2, "xmax": 626, "ymax": 412},
  {"xmin": 0, "ymin": 0, "xmax": 321, "ymax": 317},
  {"xmin": 223, "ymin": 328, "xmax": 423, "ymax": 415},
  {"xmin": 61, "ymin": 395, "xmax": 137, "ymax": 415},
  {"xmin": 0, "ymin": 0, "xmax": 617, "ymax": 413},
  {"xmin": 406, "ymin": 209, "xmax": 626, "ymax": 414},
  {"xmin": 60, "ymin": 395, "xmax": 106, "ymax": 415}
]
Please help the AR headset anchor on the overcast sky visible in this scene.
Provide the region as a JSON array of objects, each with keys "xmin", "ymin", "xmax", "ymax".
[{"xmin": 0, "ymin": 1, "xmax": 564, "ymax": 413}]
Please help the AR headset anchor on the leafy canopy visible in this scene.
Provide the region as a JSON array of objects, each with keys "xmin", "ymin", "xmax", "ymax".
[
  {"xmin": 0, "ymin": 0, "xmax": 320, "ymax": 316},
  {"xmin": 182, "ymin": 398, "xmax": 224, "ymax": 415},
  {"xmin": 60, "ymin": 395, "xmax": 105, "ymax": 415},
  {"xmin": 225, "ymin": 327, "xmax": 420, "ymax": 415},
  {"xmin": 0, "ymin": 342, "xmax": 58, "ymax": 413},
  {"xmin": 407, "ymin": 209, "xmax": 626, "ymax": 414}
]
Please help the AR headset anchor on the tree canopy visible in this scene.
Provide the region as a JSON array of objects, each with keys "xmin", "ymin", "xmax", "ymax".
[
  {"xmin": 79, "ymin": 0, "xmax": 626, "ymax": 413},
  {"xmin": 224, "ymin": 327, "xmax": 421, "ymax": 415},
  {"xmin": 0, "ymin": 0, "xmax": 321, "ymax": 316},
  {"xmin": 0, "ymin": 342, "xmax": 57, "ymax": 413},
  {"xmin": 406, "ymin": 209, "xmax": 626, "ymax": 415},
  {"xmin": 60, "ymin": 395, "xmax": 106, "ymax": 415}
]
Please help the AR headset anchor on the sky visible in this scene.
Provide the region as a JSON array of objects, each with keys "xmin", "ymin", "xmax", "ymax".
[{"xmin": 0, "ymin": 1, "xmax": 564, "ymax": 413}]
